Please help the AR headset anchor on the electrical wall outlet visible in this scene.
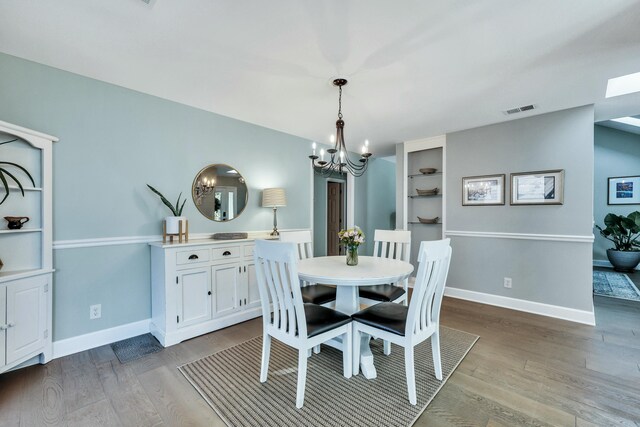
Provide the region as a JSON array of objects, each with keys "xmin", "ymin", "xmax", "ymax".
[
  {"xmin": 90, "ymin": 304, "xmax": 101, "ymax": 320},
  {"xmin": 503, "ymin": 277, "xmax": 512, "ymax": 289}
]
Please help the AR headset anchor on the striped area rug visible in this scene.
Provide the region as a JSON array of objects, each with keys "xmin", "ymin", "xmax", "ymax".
[{"xmin": 179, "ymin": 327, "xmax": 478, "ymax": 427}]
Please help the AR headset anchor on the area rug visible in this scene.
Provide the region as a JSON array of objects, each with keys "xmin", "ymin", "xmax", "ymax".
[
  {"xmin": 111, "ymin": 333, "xmax": 163, "ymax": 363},
  {"xmin": 593, "ymin": 270, "xmax": 640, "ymax": 302},
  {"xmin": 179, "ymin": 327, "xmax": 478, "ymax": 427}
]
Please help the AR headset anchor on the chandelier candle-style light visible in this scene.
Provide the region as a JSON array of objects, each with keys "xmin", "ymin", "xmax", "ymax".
[{"xmin": 309, "ymin": 78, "xmax": 372, "ymax": 177}]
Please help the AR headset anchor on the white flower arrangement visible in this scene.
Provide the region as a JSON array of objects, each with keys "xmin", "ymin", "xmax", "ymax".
[{"xmin": 338, "ymin": 226, "xmax": 365, "ymax": 248}]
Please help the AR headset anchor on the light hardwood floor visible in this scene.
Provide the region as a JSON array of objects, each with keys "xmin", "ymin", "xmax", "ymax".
[{"xmin": 1, "ymin": 276, "xmax": 639, "ymax": 426}]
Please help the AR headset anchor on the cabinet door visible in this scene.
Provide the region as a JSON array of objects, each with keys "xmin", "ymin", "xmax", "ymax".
[
  {"xmin": 5, "ymin": 276, "xmax": 46, "ymax": 365},
  {"xmin": 245, "ymin": 262, "xmax": 261, "ymax": 308},
  {"xmin": 177, "ymin": 267, "xmax": 212, "ymax": 329},
  {"xmin": 212, "ymin": 263, "xmax": 239, "ymax": 317},
  {"xmin": 0, "ymin": 287, "xmax": 6, "ymax": 368}
]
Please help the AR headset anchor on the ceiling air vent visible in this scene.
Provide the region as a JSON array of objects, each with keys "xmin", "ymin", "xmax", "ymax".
[{"xmin": 503, "ymin": 104, "xmax": 536, "ymax": 115}]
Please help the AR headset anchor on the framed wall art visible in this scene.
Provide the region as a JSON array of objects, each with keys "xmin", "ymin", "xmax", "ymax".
[
  {"xmin": 511, "ymin": 170, "xmax": 564, "ymax": 205},
  {"xmin": 462, "ymin": 174, "xmax": 505, "ymax": 206},
  {"xmin": 608, "ymin": 176, "xmax": 640, "ymax": 205}
]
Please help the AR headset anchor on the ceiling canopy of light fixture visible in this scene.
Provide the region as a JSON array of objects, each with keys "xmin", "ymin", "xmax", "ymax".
[{"xmin": 309, "ymin": 78, "xmax": 372, "ymax": 177}]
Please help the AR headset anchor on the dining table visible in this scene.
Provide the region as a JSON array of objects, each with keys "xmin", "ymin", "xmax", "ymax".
[{"xmin": 297, "ymin": 255, "xmax": 414, "ymax": 379}]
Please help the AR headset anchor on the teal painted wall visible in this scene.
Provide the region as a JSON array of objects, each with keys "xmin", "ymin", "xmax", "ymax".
[
  {"xmin": 593, "ymin": 125, "xmax": 640, "ymax": 262},
  {"xmin": 0, "ymin": 53, "xmax": 312, "ymax": 340},
  {"xmin": 312, "ymin": 159, "xmax": 395, "ymax": 257}
]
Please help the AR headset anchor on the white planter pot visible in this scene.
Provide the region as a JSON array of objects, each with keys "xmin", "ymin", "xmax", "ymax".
[{"xmin": 165, "ymin": 216, "xmax": 187, "ymax": 234}]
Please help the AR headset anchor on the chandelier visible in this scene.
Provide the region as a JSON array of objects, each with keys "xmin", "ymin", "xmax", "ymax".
[
  {"xmin": 194, "ymin": 177, "xmax": 215, "ymax": 205},
  {"xmin": 309, "ymin": 78, "xmax": 372, "ymax": 177}
]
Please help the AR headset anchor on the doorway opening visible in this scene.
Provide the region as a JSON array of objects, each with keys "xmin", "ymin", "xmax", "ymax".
[{"xmin": 326, "ymin": 180, "xmax": 345, "ymax": 255}]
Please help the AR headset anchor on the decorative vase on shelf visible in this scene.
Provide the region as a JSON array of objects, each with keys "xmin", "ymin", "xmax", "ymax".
[{"xmin": 346, "ymin": 245, "xmax": 359, "ymax": 266}]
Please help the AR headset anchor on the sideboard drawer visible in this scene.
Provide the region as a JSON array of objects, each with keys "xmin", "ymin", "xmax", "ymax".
[
  {"xmin": 176, "ymin": 249, "xmax": 210, "ymax": 265},
  {"xmin": 212, "ymin": 246, "xmax": 240, "ymax": 261}
]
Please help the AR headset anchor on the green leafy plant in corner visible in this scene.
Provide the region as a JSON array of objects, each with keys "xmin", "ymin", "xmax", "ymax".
[
  {"xmin": 0, "ymin": 138, "xmax": 36, "ymax": 205},
  {"xmin": 595, "ymin": 211, "xmax": 640, "ymax": 252},
  {"xmin": 146, "ymin": 184, "xmax": 186, "ymax": 216}
]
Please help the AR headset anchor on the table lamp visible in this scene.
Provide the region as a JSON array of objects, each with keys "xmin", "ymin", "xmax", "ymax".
[{"xmin": 262, "ymin": 188, "xmax": 287, "ymax": 236}]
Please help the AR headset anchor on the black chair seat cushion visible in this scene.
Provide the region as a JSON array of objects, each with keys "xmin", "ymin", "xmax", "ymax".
[
  {"xmin": 301, "ymin": 284, "xmax": 337, "ymax": 305},
  {"xmin": 359, "ymin": 284, "xmax": 406, "ymax": 302},
  {"xmin": 352, "ymin": 302, "xmax": 408, "ymax": 337},
  {"xmin": 304, "ymin": 304, "xmax": 351, "ymax": 338}
]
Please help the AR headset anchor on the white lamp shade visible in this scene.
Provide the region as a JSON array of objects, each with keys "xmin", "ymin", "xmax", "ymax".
[{"xmin": 262, "ymin": 188, "xmax": 287, "ymax": 207}]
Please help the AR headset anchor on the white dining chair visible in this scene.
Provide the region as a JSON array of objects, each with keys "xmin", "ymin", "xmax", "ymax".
[
  {"xmin": 279, "ymin": 230, "xmax": 337, "ymax": 306},
  {"xmin": 254, "ymin": 239, "xmax": 352, "ymax": 408},
  {"xmin": 358, "ymin": 229, "xmax": 411, "ymax": 306},
  {"xmin": 352, "ymin": 238, "xmax": 452, "ymax": 405}
]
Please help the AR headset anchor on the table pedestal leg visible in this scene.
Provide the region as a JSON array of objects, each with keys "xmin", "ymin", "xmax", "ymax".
[
  {"xmin": 334, "ymin": 285, "xmax": 377, "ymax": 379},
  {"xmin": 359, "ymin": 334, "xmax": 377, "ymax": 379}
]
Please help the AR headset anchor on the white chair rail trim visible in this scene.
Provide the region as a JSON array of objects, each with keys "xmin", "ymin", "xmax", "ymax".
[
  {"xmin": 445, "ymin": 230, "xmax": 594, "ymax": 243},
  {"xmin": 444, "ymin": 287, "xmax": 595, "ymax": 325}
]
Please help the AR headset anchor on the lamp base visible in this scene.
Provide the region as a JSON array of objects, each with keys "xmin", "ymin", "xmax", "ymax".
[{"xmin": 270, "ymin": 228, "xmax": 280, "ymax": 236}]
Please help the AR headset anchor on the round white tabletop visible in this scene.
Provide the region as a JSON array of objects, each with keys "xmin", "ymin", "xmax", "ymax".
[{"xmin": 297, "ymin": 256, "xmax": 414, "ymax": 287}]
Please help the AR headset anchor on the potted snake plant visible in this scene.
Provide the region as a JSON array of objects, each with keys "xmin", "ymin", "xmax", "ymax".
[
  {"xmin": 1, "ymin": 138, "xmax": 36, "ymax": 205},
  {"xmin": 147, "ymin": 184, "xmax": 187, "ymax": 234},
  {"xmin": 596, "ymin": 211, "xmax": 640, "ymax": 272}
]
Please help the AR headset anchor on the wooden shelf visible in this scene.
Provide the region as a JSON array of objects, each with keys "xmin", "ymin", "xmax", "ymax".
[
  {"xmin": 408, "ymin": 194, "xmax": 442, "ymax": 198},
  {"xmin": 0, "ymin": 228, "xmax": 42, "ymax": 234},
  {"xmin": 408, "ymin": 172, "xmax": 443, "ymax": 178}
]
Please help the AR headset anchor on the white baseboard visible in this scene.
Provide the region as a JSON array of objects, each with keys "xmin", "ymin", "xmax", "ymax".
[
  {"xmin": 593, "ymin": 259, "xmax": 640, "ymax": 271},
  {"xmin": 444, "ymin": 287, "xmax": 595, "ymax": 326},
  {"xmin": 53, "ymin": 319, "xmax": 151, "ymax": 359}
]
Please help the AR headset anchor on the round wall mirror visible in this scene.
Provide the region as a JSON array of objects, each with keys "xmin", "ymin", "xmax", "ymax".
[{"xmin": 192, "ymin": 164, "xmax": 248, "ymax": 222}]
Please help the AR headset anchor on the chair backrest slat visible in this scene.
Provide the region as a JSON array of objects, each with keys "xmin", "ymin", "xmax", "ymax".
[
  {"xmin": 279, "ymin": 230, "xmax": 314, "ymax": 288},
  {"xmin": 373, "ymin": 229, "xmax": 411, "ymax": 262},
  {"xmin": 406, "ymin": 239, "xmax": 452, "ymax": 338},
  {"xmin": 254, "ymin": 240, "xmax": 307, "ymax": 338}
]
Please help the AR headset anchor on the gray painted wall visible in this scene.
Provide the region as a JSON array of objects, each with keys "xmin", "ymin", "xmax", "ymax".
[
  {"xmin": 593, "ymin": 125, "xmax": 640, "ymax": 262},
  {"xmin": 446, "ymin": 106, "xmax": 594, "ymax": 312},
  {"xmin": 0, "ymin": 53, "xmax": 312, "ymax": 340}
]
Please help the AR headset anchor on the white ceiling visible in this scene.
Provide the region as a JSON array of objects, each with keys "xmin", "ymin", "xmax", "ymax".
[{"xmin": 1, "ymin": 0, "xmax": 640, "ymax": 155}]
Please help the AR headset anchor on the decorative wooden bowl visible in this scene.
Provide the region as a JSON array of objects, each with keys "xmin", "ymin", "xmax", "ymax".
[
  {"xmin": 417, "ymin": 216, "xmax": 439, "ymax": 224},
  {"xmin": 416, "ymin": 187, "xmax": 439, "ymax": 196},
  {"xmin": 419, "ymin": 168, "xmax": 437, "ymax": 174}
]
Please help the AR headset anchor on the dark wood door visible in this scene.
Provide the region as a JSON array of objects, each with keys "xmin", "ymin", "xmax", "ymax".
[{"xmin": 327, "ymin": 182, "xmax": 344, "ymax": 255}]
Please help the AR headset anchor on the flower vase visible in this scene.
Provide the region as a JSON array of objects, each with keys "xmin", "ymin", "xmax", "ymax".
[{"xmin": 346, "ymin": 245, "xmax": 359, "ymax": 266}]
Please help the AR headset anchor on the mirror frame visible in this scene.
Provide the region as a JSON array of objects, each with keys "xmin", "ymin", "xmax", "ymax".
[{"xmin": 191, "ymin": 163, "xmax": 249, "ymax": 222}]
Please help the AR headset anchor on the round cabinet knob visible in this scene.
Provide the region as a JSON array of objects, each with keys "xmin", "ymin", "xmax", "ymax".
[
  {"xmin": 7, "ymin": 322, "xmax": 15, "ymax": 328},
  {"xmin": 0, "ymin": 325, "xmax": 7, "ymax": 330},
  {"xmin": 208, "ymin": 291, "xmax": 212, "ymax": 295}
]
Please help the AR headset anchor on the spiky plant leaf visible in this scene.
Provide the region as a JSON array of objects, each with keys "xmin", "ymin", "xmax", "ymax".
[{"xmin": 0, "ymin": 170, "xmax": 9, "ymax": 205}]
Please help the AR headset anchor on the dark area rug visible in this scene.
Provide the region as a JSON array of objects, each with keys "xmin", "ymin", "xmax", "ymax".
[
  {"xmin": 593, "ymin": 270, "xmax": 640, "ymax": 302},
  {"xmin": 179, "ymin": 326, "xmax": 478, "ymax": 427},
  {"xmin": 111, "ymin": 333, "xmax": 163, "ymax": 363}
]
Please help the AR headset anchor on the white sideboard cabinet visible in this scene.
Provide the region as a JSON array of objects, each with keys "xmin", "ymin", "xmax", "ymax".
[
  {"xmin": 0, "ymin": 120, "xmax": 56, "ymax": 375},
  {"xmin": 150, "ymin": 238, "xmax": 263, "ymax": 347}
]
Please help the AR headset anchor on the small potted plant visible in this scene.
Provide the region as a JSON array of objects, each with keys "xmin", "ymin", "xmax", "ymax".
[
  {"xmin": 147, "ymin": 184, "xmax": 187, "ymax": 234},
  {"xmin": 338, "ymin": 226, "xmax": 365, "ymax": 266},
  {"xmin": 596, "ymin": 211, "xmax": 640, "ymax": 272}
]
